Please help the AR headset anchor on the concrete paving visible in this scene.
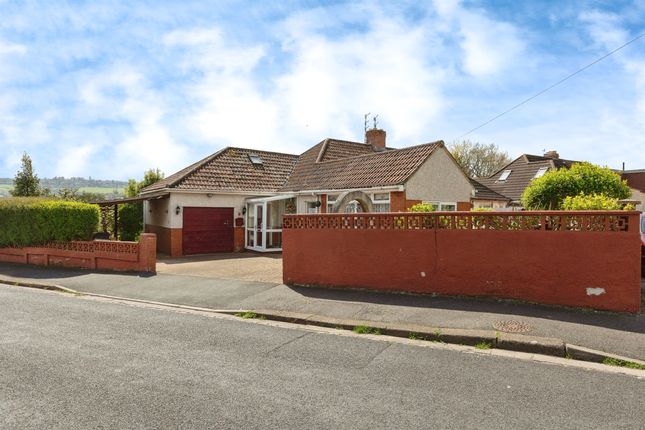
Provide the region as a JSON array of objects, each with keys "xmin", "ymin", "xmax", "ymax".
[
  {"xmin": 2, "ymin": 285, "xmax": 644, "ymax": 430},
  {"xmin": 0, "ymin": 261, "xmax": 643, "ymax": 361}
]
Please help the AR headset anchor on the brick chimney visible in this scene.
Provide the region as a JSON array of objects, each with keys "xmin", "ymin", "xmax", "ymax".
[
  {"xmin": 544, "ymin": 150, "xmax": 560, "ymax": 159},
  {"xmin": 366, "ymin": 129, "xmax": 386, "ymax": 151}
]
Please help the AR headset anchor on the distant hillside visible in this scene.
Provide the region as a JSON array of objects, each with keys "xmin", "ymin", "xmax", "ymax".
[{"xmin": 0, "ymin": 177, "xmax": 127, "ymax": 198}]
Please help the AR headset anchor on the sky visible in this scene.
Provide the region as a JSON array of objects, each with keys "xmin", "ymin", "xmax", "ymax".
[{"xmin": 0, "ymin": 0, "xmax": 644, "ymax": 180}]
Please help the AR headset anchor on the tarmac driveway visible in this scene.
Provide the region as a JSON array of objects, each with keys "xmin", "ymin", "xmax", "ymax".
[{"xmin": 156, "ymin": 252, "xmax": 283, "ymax": 284}]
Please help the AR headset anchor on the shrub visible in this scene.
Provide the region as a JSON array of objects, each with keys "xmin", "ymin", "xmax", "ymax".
[
  {"xmin": 118, "ymin": 203, "xmax": 143, "ymax": 241},
  {"xmin": 408, "ymin": 202, "xmax": 436, "ymax": 212},
  {"xmin": 522, "ymin": 162, "xmax": 631, "ymax": 210},
  {"xmin": 0, "ymin": 198, "xmax": 99, "ymax": 247},
  {"xmin": 561, "ymin": 193, "xmax": 632, "ymax": 210}
]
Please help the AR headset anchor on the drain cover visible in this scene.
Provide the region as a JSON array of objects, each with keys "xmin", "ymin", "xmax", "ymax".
[{"xmin": 492, "ymin": 320, "xmax": 532, "ymax": 333}]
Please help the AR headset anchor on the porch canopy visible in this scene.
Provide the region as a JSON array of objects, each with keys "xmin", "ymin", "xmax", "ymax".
[{"xmin": 92, "ymin": 192, "xmax": 169, "ymax": 238}]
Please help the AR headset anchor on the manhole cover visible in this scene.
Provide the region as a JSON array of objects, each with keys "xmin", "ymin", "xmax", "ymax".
[{"xmin": 492, "ymin": 320, "xmax": 532, "ymax": 333}]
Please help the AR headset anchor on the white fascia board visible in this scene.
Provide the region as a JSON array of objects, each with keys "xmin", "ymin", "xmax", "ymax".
[{"xmin": 292, "ymin": 185, "xmax": 405, "ymax": 195}]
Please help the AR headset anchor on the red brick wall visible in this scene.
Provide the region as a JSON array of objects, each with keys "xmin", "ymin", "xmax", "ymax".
[
  {"xmin": 457, "ymin": 201, "xmax": 472, "ymax": 211},
  {"xmin": 145, "ymin": 224, "xmax": 182, "ymax": 256},
  {"xmin": 234, "ymin": 226, "xmax": 245, "ymax": 252},
  {"xmin": 282, "ymin": 212, "xmax": 642, "ymax": 313},
  {"xmin": 0, "ymin": 233, "xmax": 157, "ymax": 273}
]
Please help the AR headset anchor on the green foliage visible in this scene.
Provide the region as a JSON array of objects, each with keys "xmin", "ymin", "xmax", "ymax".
[
  {"xmin": 449, "ymin": 140, "xmax": 511, "ymax": 178},
  {"xmin": 522, "ymin": 162, "xmax": 631, "ymax": 210},
  {"xmin": 475, "ymin": 342, "xmax": 492, "ymax": 350},
  {"xmin": 561, "ymin": 193, "xmax": 630, "ymax": 210},
  {"xmin": 120, "ymin": 168, "xmax": 165, "ymax": 239},
  {"xmin": 602, "ymin": 357, "xmax": 645, "ymax": 370},
  {"xmin": 11, "ymin": 152, "xmax": 41, "ymax": 197},
  {"xmin": 118, "ymin": 203, "xmax": 143, "ymax": 241},
  {"xmin": 471, "ymin": 207, "xmax": 494, "ymax": 212},
  {"xmin": 125, "ymin": 168, "xmax": 164, "ymax": 198},
  {"xmin": 0, "ymin": 198, "xmax": 99, "ymax": 247},
  {"xmin": 352, "ymin": 325, "xmax": 381, "ymax": 335},
  {"xmin": 408, "ymin": 202, "xmax": 436, "ymax": 212}
]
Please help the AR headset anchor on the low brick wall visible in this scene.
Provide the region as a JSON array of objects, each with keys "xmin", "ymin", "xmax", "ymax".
[
  {"xmin": 283, "ymin": 212, "xmax": 642, "ymax": 313},
  {"xmin": 0, "ymin": 233, "xmax": 157, "ymax": 273}
]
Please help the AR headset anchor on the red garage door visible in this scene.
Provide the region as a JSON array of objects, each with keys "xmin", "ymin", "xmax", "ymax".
[{"xmin": 182, "ymin": 207, "xmax": 234, "ymax": 255}]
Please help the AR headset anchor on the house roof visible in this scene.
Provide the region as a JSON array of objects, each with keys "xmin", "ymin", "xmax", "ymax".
[
  {"xmin": 141, "ymin": 147, "xmax": 299, "ymax": 193},
  {"xmin": 470, "ymin": 179, "xmax": 509, "ymax": 201},
  {"xmin": 478, "ymin": 154, "xmax": 578, "ymax": 202},
  {"xmin": 280, "ymin": 139, "xmax": 442, "ymax": 191},
  {"xmin": 621, "ymin": 170, "xmax": 645, "ymax": 193}
]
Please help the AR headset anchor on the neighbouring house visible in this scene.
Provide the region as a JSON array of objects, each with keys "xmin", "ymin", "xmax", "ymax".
[
  {"xmin": 138, "ymin": 129, "xmax": 475, "ymax": 255},
  {"xmin": 475, "ymin": 151, "xmax": 644, "ymax": 210},
  {"xmin": 475, "ymin": 151, "xmax": 577, "ymax": 209},
  {"xmin": 621, "ymin": 169, "xmax": 645, "ymax": 208}
]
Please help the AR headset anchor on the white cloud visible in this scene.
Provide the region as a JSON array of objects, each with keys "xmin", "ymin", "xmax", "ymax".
[
  {"xmin": 432, "ymin": 1, "xmax": 526, "ymax": 77},
  {"xmin": 77, "ymin": 64, "xmax": 189, "ymax": 177},
  {"xmin": 0, "ymin": 40, "xmax": 26, "ymax": 55}
]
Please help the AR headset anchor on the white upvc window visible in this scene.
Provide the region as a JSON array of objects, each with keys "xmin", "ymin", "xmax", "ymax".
[
  {"xmin": 306, "ymin": 201, "xmax": 319, "ymax": 214},
  {"xmin": 371, "ymin": 192, "xmax": 390, "ymax": 212},
  {"xmin": 424, "ymin": 201, "xmax": 457, "ymax": 211},
  {"xmin": 326, "ymin": 194, "xmax": 338, "ymax": 213}
]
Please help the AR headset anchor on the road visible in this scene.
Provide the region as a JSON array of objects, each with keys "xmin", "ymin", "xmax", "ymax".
[{"xmin": 0, "ymin": 284, "xmax": 643, "ymax": 429}]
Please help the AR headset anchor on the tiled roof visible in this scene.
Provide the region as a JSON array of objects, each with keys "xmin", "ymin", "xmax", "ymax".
[
  {"xmin": 470, "ymin": 179, "xmax": 509, "ymax": 201},
  {"xmin": 281, "ymin": 140, "xmax": 442, "ymax": 191},
  {"xmin": 622, "ymin": 170, "xmax": 645, "ymax": 193},
  {"xmin": 478, "ymin": 154, "xmax": 579, "ymax": 201},
  {"xmin": 142, "ymin": 138, "xmax": 442, "ymax": 194},
  {"xmin": 141, "ymin": 147, "xmax": 299, "ymax": 193}
]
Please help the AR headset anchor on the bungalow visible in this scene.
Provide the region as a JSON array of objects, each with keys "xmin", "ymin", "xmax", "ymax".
[
  {"xmin": 475, "ymin": 150, "xmax": 643, "ymax": 210},
  {"xmin": 139, "ymin": 129, "xmax": 475, "ymax": 256}
]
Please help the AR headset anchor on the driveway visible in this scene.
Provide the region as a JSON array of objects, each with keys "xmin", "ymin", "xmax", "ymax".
[{"xmin": 157, "ymin": 252, "xmax": 283, "ymax": 283}]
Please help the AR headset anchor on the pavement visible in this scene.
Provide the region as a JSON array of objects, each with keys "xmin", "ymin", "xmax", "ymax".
[
  {"xmin": 4, "ymin": 285, "xmax": 644, "ymax": 429},
  {"xmin": 0, "ymin": 260, "xmax": 644, "ymax": 362}
]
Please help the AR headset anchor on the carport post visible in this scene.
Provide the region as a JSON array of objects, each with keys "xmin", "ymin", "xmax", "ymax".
[{"xmin": 114, "ymin": 204, "xmax": 118, "ymax": 239}]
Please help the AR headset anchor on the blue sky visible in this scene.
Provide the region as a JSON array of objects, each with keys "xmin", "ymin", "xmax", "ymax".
[{"xmin": 1, "ymin": 0, "xmax": 644, "ymax": 180}]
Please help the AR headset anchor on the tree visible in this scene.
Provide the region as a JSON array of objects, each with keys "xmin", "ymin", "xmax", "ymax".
[
  {"xmin": 448, "ymin": 140, "xmax": 511, "ymax": 179},
  {"xmin": 124, "ymin": 168, "xmax": 164, "ymax": 198},
  {"xmin": 522, "ymin": 162, "xmax": 631, "ymax": 210},
  {"xmin": 119, "ymin": 168, "xmax": 164, "ymax": 240},
  {"xmin": 11, "ymin": 152, "xmax": 41, "ymax": 196}
]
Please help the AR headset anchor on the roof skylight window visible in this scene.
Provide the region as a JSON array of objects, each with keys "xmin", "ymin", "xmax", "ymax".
[
  {"xmin": 248, "ymin": 154, "xmax": 263, "ymax": 165},
  {"xmin": 498, "ymin": 170, "xmax": 512, "ymax": 181},
  {"xmin": 533, "ymin": 167, "xmax": 549, "ymax": 179}
]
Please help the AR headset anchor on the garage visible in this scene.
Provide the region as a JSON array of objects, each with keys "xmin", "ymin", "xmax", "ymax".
[{"xmin": 182, "ymin": 207, "xmax": 234, "ymax": 255}]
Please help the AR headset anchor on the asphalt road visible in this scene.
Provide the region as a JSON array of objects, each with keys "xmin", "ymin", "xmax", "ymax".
[{"xmin": 1, "ymin": 284, "xmax": 643, "ymax": 430}]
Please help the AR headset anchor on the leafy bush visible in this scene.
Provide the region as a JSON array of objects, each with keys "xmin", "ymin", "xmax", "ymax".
[
  {"xmin": 0, "ymin": 198, "xmax": 99, "ymax": 247},
  {"xmin": 471, "ymin": 207, "xmax": 494, "ymax": 212},
  {"xmin": 118, "ymin": 203, "xmax": 143, "ymax": 241},
  {"xmin": 561, "ymin": 193, "xmax": 631, "ymax": 210},
  {"xmin": 522, "ymin": 162, "xmax": 631, "ymax": 210},
  {"xmin": 408, "ymin": 202, "xmax": 436, "ymax": 212}
]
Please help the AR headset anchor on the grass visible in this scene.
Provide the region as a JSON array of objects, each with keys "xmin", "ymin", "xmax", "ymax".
[
  {"xmin": 353, "ymin": 325, "xmax": 381, "ymax": 335},
  {"xmin": 475, "ymin": 341, "xmax": 493, "ymax": 350},
  {"xmin": 602, "ymin": 357, "xmax": 645, "ymax": 370},
  {"xmin": 234, "ymin": 311, "xmax": 265, "ymax": 320}
]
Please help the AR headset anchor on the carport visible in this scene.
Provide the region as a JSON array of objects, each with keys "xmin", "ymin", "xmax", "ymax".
[{"xmin": 93, "ymin": 192, "xmax": 169, "ymax": 238}]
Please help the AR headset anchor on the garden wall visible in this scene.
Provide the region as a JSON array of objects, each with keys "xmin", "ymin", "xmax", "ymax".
[
  {"xmin": 282, "ymin": 212, "xmax": 642, "ymax": 313},
  {"xmin": 0, "ymin": 233, "xmax": 156, "ymax": 273}
]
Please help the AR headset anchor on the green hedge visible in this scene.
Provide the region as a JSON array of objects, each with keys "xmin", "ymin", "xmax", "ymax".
[
  {"xmin": 118, "ymin": 202, "xmax": 143, "ymax": 241},
  {"xmin": 0, "ymin": 198, "xmax": 99, "ymax": 247}
]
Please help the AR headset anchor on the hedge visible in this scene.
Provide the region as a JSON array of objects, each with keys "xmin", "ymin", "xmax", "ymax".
[
  {"xmin": 0, "ymin": 198, "xmax": 99, "ymax": 247},
  {"xmin": 118, "ymin": 202, "xmax": 143, "ymax": 241}
]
